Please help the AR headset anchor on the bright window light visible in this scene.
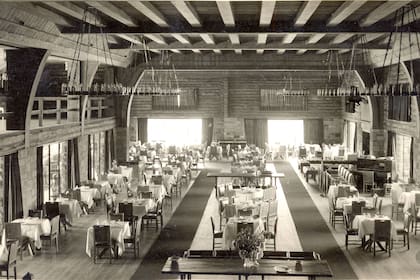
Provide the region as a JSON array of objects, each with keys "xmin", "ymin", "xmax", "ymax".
[
  {"xmin": 148, "ymin": 119, "xmax": 202, "ymax": 146},
  {"xmin": 268, "ymin": 120, "xmax": 304, "ymax": 146}
]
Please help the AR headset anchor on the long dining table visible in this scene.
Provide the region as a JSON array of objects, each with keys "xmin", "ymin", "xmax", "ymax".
[{"xmin": 161, "ymin": 257, "xmax": 333, "ymax": 280}]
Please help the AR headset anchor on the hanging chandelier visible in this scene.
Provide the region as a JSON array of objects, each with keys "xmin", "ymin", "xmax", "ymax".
[
  {"xmin": 60, "ymin": 8, "xmax": 180, "ymax": 96},
  {"xmin": 363, "ymin": 4, "xmax": 420, "ymax": 96}
]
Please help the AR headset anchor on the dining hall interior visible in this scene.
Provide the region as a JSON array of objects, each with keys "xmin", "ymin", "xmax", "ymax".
[{"xmin": 1, "ymin": 0, "xmax": 420, "ymax": 279}]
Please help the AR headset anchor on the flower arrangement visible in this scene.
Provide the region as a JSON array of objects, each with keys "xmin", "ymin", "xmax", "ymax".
[{"xmin": 234, "ymin": 228, "xmax": 265, "ymax": 267}]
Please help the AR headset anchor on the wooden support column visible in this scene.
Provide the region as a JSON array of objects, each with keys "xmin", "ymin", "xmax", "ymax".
[
  {"xmin": 368, "ymin": 96, "xmax": 386, "ymax": 157},
  {"xmin": 115, "ymin": 65, "xmax": 145, "ymax": 162},
  {"xmin": 80, "ymin": 61, "xmax": 100, "ymax": 134}
]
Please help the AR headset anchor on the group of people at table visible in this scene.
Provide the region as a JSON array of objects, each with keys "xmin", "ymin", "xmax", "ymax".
[
  {"xmin": 216, "ymin": 177, "xmax": 278, "ymax": 251},
  {"xmin": 327, "ymin": 182, "xmax": 414, "ymax": 256}
]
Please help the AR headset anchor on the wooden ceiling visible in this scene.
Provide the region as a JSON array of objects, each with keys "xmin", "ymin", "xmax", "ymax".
[{"xmin": 0, "ymin": 1, "xmax": 419, "ymax": 67}]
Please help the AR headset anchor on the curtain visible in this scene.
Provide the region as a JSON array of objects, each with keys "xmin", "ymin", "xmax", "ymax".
[
  {"xmin": 4, "ymin": 156, "xmax": 9, "ymax": 221},
  {"xmin": 110, "ymin": 129, "xmax": 115, "ymax": 162},
  {"xmin": 73, "ymin": 139, "xmax": 80, "ymax": 187},
  {"xmin": 343, "ymin": 121, "xmax": 348, "ymax": 147},
  {"xmin": 304, "ymin": 119, "xmax": 323, "ymax": 145},
  {"xmin": 244, "ymin": 119, "xmax": 268, "ymax": 148},
  {"xmin": 67, "ymin": 139, "xmax": 72, "ymax": 189},
  {"xmin": 87, "ymin": 135, "xmax": 92, "ymax": 180},
  {"xmin": 105, "ymin": 130, "xmax": 110, "ymax": 171},
  {"xmin": 388, "ymin": 96, "xmax": 411, "ymax": 122},
  {"xmin": 202, "ymin": 118, "xmax": 214, "ymax": 147},
  {"xmin": 387, "ymin": 131, "xmax": 396, "ymax": 157},
  {"xmin": 36, "ymin": 147, "xmax": 43, "ymax": 209},
  {"xmin": 138, "ymin": 118, "xmax": 148, "ymax": 144},
  {"xmin": 5, "ymin": 153, "xmax": 23, "ymax": 220},
  {"xmin": 348, "ymin": 122, "xmax": 356, "ymax": 153}
]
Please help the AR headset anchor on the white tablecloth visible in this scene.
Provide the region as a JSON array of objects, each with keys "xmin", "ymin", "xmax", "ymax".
[
  {"xmin": 79, "ymin": 187, "xmax": 100, "ymax": 208},
  {"xmin": 118, "ymin": 198, "xmax": 155, "ymax": 217},
  {"xmin": 233, "ymin": 188, "xmax": 263, "ymax": 202},
  {"xmin": 54, "ymin": 198, "xmax": 83, "ymax": 223},
  {"xmin": 327, "ymin": 184, "xmax": 359, "ymax": 203},
  {"xmin": 223, "ymin": 217, "xmax": 264, "ymax": 249},
  {"xmin": 1, "ymin": 218, "xmax": 51, "ymax": 249},
  {"xmin": 85, "ymin": 221, "xmax": 130, "ymax": 257},
  {"xmin": 399, "ymin": 191, "xmax": 420, "ymax": 212},
  {"xmin": 352, "ymin": 215, "xmax": 397, "ymax": 239},
  {"xmin": 149, "ymin": 184, "xmax": 167, "ymax": 201},
  {"xmin": 336, "ymin": 197, "xmax": 368, "ymax": 215},
  {"xmin": 108, "ymin": 173, "xmax": 125, "ymax": 187},
  {"xmin": 223, "ymin": 201, "xmax": 260, "ymax": 219}
]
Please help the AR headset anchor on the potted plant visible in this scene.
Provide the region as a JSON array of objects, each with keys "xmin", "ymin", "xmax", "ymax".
[{"xmin": 234, "ymin": 228, "xmax": 265, "ymax": 268}]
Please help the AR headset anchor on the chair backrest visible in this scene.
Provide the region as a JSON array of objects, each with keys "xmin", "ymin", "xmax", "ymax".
[
  {"xmin": 344, "ymin": 214, "xmax": 352, "ymax": 230},
  {"xmin": 262, "ymin": 251, "xmax": 288, "ymax": 259},
  {"xmin": 415, "ymin": 193, "xmax": 420, "ymax": 207},
  {"xmin": 351, "ymin": 201, "xmax": 363, "ymax": 216},
  {"xmin": 289, "ymin": 251, "xmax": 320, "ymax": 260},
  {"xmin": 337, "ymin": 186, "xmax": 347, "ymax": 199},
  {"xmin": 263, "ymin": 187, "xmax": 276, "ymax": 201},
  {"xmin": 372, "ymin": 193, "xmax": 379, "ymax": 209},
  {"xmin": 268, "ymin": 200, "xmax": 278, "ymax": 217},
  {"xmin": 119, "ymin": 203, "xmax": 133, "ymax": 218},
  {"xmin": 224, "ymin": 204, "xmax": 236, "ymax": 219},
  {"xmin": 237, "ymin": 222, "xmax": 254, "ymax": 234},
  {"xmin": 110, "ymin": 212, "xmax": 124, "ymax": 221},
  {"xmin": 152, "ymin": 175, "xmax": 163, "ymax": 185},
  {"xmin": 374, "ymin": 219, "xmax": 391, "ymax": 240},
  {"xmin": 404, "ymin": 213, "xmax": 412, "ymax": 231},
  {"xmin": 50, "ymin": 215, "xmax": 60, "ymax": 235},
  {"xmin": 5, "ymin": 223, "xmax": 21, "ymax": 241},
  {"xmin": 187, "ymin": 250, "xmax": 214, "ymax": 258},
  {"xmin": 237, "ymin": 208, "xmax": 252, "ymax": 217},
  {"xmin": 376, "ymin": 199, "xmax": 383, "ymax": 214},
  {"xmin": 93, "ymin": 225, "xmax": 111, "ymax": 245},
  {"xmin": 73, "ymin": 189, "xmax": 81, "ymax": 201},
  {"xmin": 259, "ymin": 201, "xmax": 269, "ymax": 219},
  {"xmin": 8, "ymin": 241, "xmax": 18, "ymax": 265},
  {"xmin": 210, "ymin": 216, "xmax": 216, "ymax": 233},
  {"xmin": 29, "ymin": 209, "xmax": 43, "ymax": 218},
  {"xmin": 141, "ymin": 191, "xmax": 153, "ymax": 199},
  {"xmin": 45, "ymin": 202, "xmax": 60, "ymax": 218}
]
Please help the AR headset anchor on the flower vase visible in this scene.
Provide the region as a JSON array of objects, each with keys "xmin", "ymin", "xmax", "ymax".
[{"xmin": 240, "ymin": 250, "xmax": 259, "ymax": 268}]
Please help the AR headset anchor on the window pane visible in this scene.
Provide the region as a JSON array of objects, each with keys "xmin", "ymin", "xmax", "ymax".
[{"xmin": 147, "ymin": 119, "xmax": 202, "ymax": 146}]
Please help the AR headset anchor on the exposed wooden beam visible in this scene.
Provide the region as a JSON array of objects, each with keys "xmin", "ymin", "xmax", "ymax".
[
  {"xmin": 87, "ymin": 1, "xmax": 137, "ymax": 27},
  {"xmin": 258, "ymin": 1, "xmax": 275, "ymax": 54},
  {"xmin": 328, "ymin": 1, "xmax": 366, "ymax": 26},
  {"xmin": 144, "ymin": 34, "xmax": 166, "ymax": 44},
  {"xmin": 229, "ymin": 34, "xmax": 241, "ymax": 54},
  {"xmin": 216, "ymin": 1, "xmax": 235, "ymax": 27},
  {"xmin": 283, "ymin": 33, "xmax": 297, "ymax": 44},
  {"xmin": 61, "ymin": 20, "xmax": 420, "ymax": 34},
  {"xmin": 42, "ymin": 2, "xmax": 105, "ymax": 26},
  {"xmin": 172, "ymin": 34, "xmax": 190, "ymax": 44},
  {"xmin": 127, "ymin": 1, "xmax": 169, "ymax": 27},
  {"xmin": 360, "ymin": 0, "xmax": 411, "ymax": 27},
  {"xmin": 134, "ymin": 40, "xmax": 386, "ymax": 51},
  {"xmin": 6, "ymin": 3, "xmax": 74, "ymax": 27},
  {"xmin": 117, "ymin": 34, "xmax": 143, "ymax": 45},
  {"xmin": 260, "ymin": 1, "xmax": 276, "ymax": 26},
  {"xmin": 171, "ymin": 1, "xmax": 201, "ymax": 27},
  {"xmin": 296, "ymin": 50, "xmax": 307, "ymax": 54},
  {"xmin": 200, "ymin": 34, "xmax": 215, "ymax": 44},
  {"xmin": 307, "ymin": 34, "xmax": 325, "ymax": 44},
  {"xmin": 331, "ymin": 34, "xmax": 354, "ymax": 44},
  {"xmin": 277, "ymin": 49, "xmax": 286, "ymax": 54},
  {"xmin": 295, "ymin": 1, "xmax": 322, "ymax": 26},
  {"xmin": 191, "ymin": 49, "xmax": 201, "ymax": 54}
]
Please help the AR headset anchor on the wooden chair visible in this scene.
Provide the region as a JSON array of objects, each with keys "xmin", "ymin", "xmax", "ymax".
[
  {"xmin": 40, "ymin": 215, "xmax": 59, "ymax": 252},
  {"xmin": 28, "ymin": 209, "xmax": 43, "ymax": 219},
  {"xmin": 93, "ymin": 225, "xmax": 113, "ymax": 264},
  {"xmin": 351, "ymin": 201, "xmax": 366, "ymax": 216},
  {"xmin": 124, "ymin": 220, "xmax": 140, "ymax": 258},
  {"xmin": 45, "ymin": 202, "xmax": 67, "ymax": 232},
  {"xmin": 393, "ymin": 213, "xmax": 412, "ymax": 250},
  {"xmin": 109, "ymin": 213, "xmax": 124, "ymax": 221},
  {"xmin": 141, "ymin": 200, "xmax": 163, "ymax": 231},
  {"xmin": 264, "ymin": 217, "xmax": 277, "ymax": 251},
  {"xmin": 361, "ymin": 171, "xmax": 375, "ymax": 194},
  {"xmin": 5, "ymin": 223, "xmax": 31, "ymax": 260},
  {"xmin": 118, "ymin": 202, "xmax": 139, "ymax": 226},
  {"xmin": 140, "ymin": 191, "xmax": 153, "ymax": 199},
  {"xmin": 289, "ymin": 251, "xmax": 321, "ymax": 260},
  {"xmin": 410, "ymin": 203, "xmax": 420, "ymax": 235},
  {"xmin": 328, "ymin": 199, "xmax": 344, "ymax": 228},
  {"xmin": 210, "ymin": 217, "xmax": 223, "ymax": 252},
  {"xmin": 391, "ymin": 186, "xmax": 404, "ymax": 220},
  {"xmin": 344, "ymin": 214, "xmax": 361, "ymax": 249},
  {"xmin": 372, "ymin": 219, "xmax": 391, "ymax": 257},
  {"xmin": 0, "ymin": 241, "xmax": 18, "ymax": 280}
]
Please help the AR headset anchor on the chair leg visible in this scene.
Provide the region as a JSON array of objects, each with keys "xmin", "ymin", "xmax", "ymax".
[
  {"xmin": 407, "ymin": 234, "xmax": 410, "ymax": 250},
  {"xmin": 14, "ymin": 266, "xmax": 16, "ymax": 280}
]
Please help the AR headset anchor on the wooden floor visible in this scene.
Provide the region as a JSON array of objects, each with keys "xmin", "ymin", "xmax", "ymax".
[{"xmin": 14, "ymin": 160, "xmax": 420, "ymax": 280}]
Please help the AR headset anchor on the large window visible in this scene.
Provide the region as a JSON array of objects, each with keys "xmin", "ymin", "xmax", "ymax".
[
  {"xmin": 147, "ymin": 119, "xmax": 202, "ymax": 146},
  {"xmin": 43, "ymin": 142, "xmax": 68, "ymax": 200},
  {"xmin": 268, "ymin": 120, "xmax": 304, "ymax": 146},
  {"xmin": 89, "ymin": 132, "xmax": 106, "ymax": 180}
]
